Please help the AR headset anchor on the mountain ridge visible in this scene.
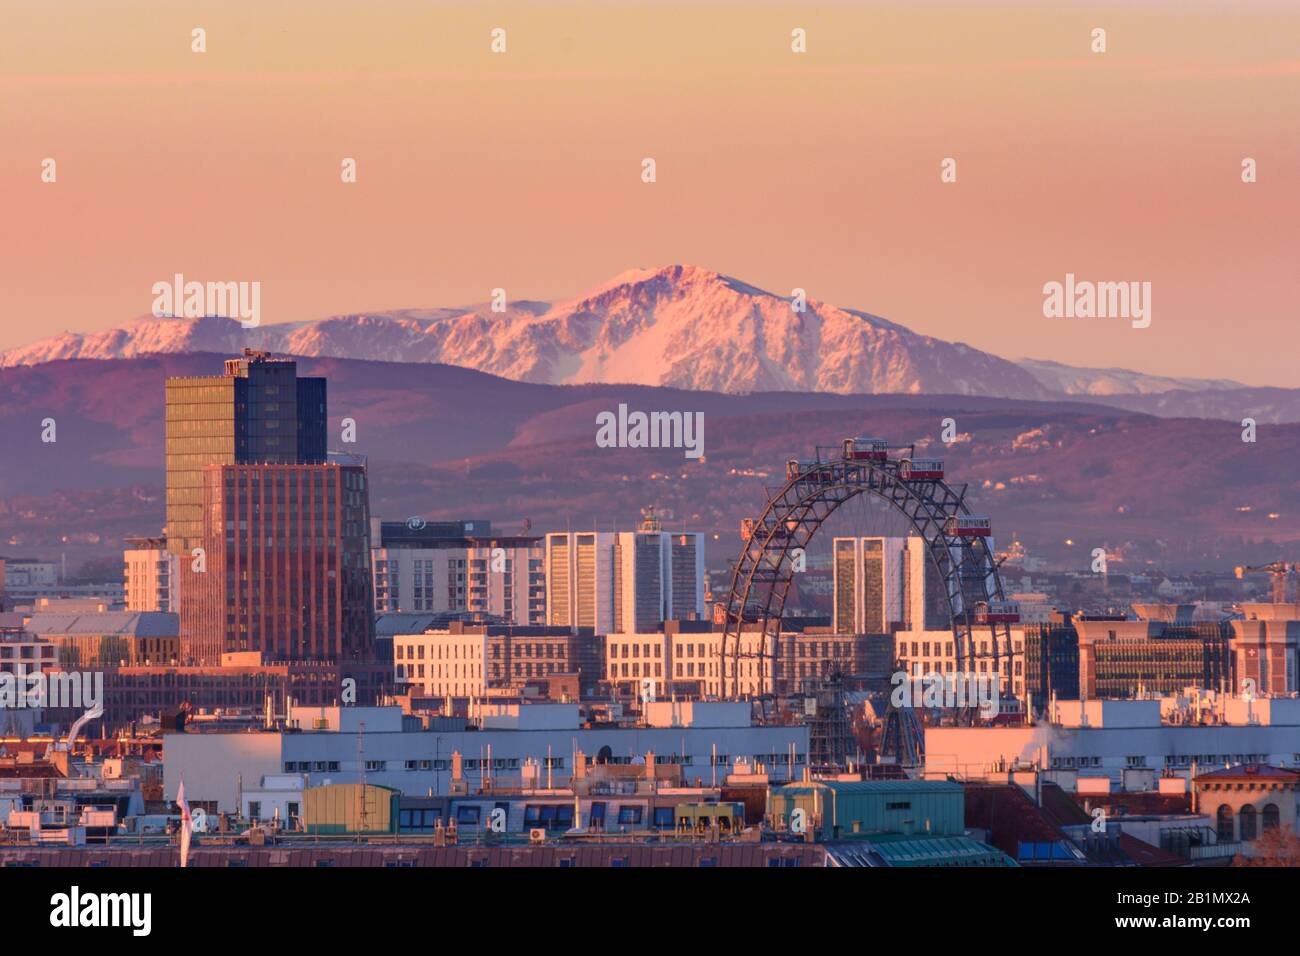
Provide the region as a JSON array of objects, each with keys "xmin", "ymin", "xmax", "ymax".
[
  {"xmin": 3, "ymin": 265, "xmax": 1283, "ymax": 415},
  {"xmin": 0, "ymin": 264, "xmax": 1053, "ymax": 400}
]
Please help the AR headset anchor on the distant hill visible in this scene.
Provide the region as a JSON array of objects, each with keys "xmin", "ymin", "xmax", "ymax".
[
  {"xmin": 1, "ymin": 353, "xmax": 1296, "ymax": 575},
  {"xmin": 1015, "ymin": 358, "xmax": 1245, "ymax": 396}
]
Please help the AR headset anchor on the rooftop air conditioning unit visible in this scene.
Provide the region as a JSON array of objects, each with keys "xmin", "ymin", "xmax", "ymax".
[{"xmin": 529, "ymin": 828, "xmax": 546, "ymax": 844}]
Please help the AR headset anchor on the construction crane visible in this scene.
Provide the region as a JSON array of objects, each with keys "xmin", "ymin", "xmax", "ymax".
[{"xmin": 1235, "ymin": 562, "xmax": 1300, "ymax": 604}]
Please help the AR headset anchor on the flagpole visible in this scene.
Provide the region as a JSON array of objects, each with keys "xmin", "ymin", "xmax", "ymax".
[{"xmin": 177, "ymin": 777, "xmax": 192, "ymax": 868}]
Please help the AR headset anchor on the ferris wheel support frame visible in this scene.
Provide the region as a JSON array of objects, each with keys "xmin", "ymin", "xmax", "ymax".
[{"xmin": 719, "ymin": 448, "xmax": 1013, "ymax": 703}]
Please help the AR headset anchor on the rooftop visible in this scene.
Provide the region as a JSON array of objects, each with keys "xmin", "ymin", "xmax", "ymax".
[
  {"xmin": 22, "ymin": 612, "xmax": 179, "ymax": 638},
  {"xmin": 1194, "ymin": 763, "xmax": 1300, "ymax": 783}
]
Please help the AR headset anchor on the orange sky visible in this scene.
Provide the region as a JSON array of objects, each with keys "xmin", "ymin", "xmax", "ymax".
[{"xmin": 1, "ymin": 0, "xmax": 1297, "ymax": 385}]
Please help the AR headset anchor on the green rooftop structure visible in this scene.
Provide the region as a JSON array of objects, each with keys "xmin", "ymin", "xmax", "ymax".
[
  {"xmin": 768, "ymin": 780, "xmax": 966, "ymax": 842},
  {"xmin": 769, "ymin": 780, "xmax": 1014, "ymax": 866}
]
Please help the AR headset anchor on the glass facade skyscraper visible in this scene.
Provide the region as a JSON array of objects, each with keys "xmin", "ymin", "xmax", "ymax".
[
  {"xmin": 166, "ymin": 352, "xmax": 372, "ymax": 665},
  {"xmin": 164, "ymin": 350, "xmax": 326, "ymax": 556}
]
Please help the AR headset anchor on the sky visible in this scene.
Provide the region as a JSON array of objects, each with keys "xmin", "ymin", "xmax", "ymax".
[{"xmin": 1, "ymin": 0, "xmax": 1297, "ymax": 385}]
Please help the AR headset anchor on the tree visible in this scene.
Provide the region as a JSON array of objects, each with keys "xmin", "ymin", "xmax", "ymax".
[{"xmin": 1232, "ymin": 824, "xmax": 1300, "ymax": 866}]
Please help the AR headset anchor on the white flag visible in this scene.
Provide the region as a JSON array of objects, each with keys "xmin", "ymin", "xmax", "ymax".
[{"xmin": 177, "ymin": 779, "xmax": 192, "ymax": 869}]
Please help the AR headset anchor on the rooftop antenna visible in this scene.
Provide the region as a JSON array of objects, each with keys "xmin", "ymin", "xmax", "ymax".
[{"xmin": 356, "ymin": 721, "xmax": 368, "ymax": 833}]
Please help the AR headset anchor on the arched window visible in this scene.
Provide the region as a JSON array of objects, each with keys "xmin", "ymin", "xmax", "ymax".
[
  {"xmin": 1240, "ymin": 804, "xmax": 1258, "ymax": 841},
  {"xmin": 1216, "ymin": 805, "xmax": 1234, "ymax": 843},
  {"xmin": 1263, "ymin": 803, "xmax": 1280, "ymax": 831}
]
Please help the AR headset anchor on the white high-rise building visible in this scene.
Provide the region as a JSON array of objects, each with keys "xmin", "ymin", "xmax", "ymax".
[
  {"xmin": 371, "ymin": 520, "xmax": 545, "ymax": 625},
  {"xmin": 123, "ymin": 537, "xmax": 180, "ymax": 613},
  {"xmin": 832, "ymin": 536, "xmax": 907, "ymax": 634},
  {"xmin": 547, "ymin": 520, "xmax": 705, "ymax": 634},
  {"xmin": 546, "ymin": 531, "xmax": 617, "ymax": 632}
]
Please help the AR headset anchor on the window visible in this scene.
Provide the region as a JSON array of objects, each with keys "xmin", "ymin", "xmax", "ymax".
[
  {"xmin": 457, "ymin": 805, "xmax": 481, "ymax": 826},
  {"xmin": 617, "ymin": 805, "xmax": 643, "ymax": 825},
  {"xmin": 1240, "ymin": 804, "xmax": 1258, "ymax": 841},
  {"xmin": 1216, "ymin": 805, "xmax": 1234, "ymax": 843},
  {"xmin": 399, "ymin": 808, "xmax": 442, "ymax": 833},
  {"xmin": 653, "ymin": 806, "xmax": 675, "ymax": 829}
]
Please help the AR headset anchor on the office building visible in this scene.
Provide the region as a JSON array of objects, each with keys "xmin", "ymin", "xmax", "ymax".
[
  {"xmin": 165, "ymin": 350, "xmax": 326, "ymax": 558},
  {"xmin": 547, "ymin": 521, "xmax": 705, "ymax": 635},
  {"xmin": 371, "ymin": 520, "xmax": 545, "ymax": 624},
  {"xmin": 393, "ymin": 622, "xmax": 600, "ymax": 701},
  {"xmin": 605, "ymin": 620, "xmax": 868, "ymax": 699},
  {"xmin": 546, "ymin": 531, "xmax": 616, "ymax": 632},
  {"xmin": 895, "ymin": 627, "xmax": 1024, "ymax": 697},
  {"xmin": 832, "ymin": 536, "xmax": 907, "ymax": 634},
  {"xmin": 179, "ymin": 458, "xmax": 374, "ymax": 665},
  {"xmin": 123, "ymin": 537, "xmax": 179, "ymax": 613},
  {"xmin": 163, "ymin": 703, "xmax": 811, "ymax": 810},
  {"xmin": 1230, "ymin": 603, "xmax": 1300, "ymax": 697},
  {"xmin": 1076, "ymin": 609, "xmax": 1234, "ymax": 700},
  {"xmin": 1022, "ymin": 614, "xmax": 1081, "ymax": 703},
  {"xmin": 925, "ymin": 697, "xmax": 1300, "ymax": 790},
  {"xmin": 22, "ymin": 610, "xmax": 179, "ymax": 666}
]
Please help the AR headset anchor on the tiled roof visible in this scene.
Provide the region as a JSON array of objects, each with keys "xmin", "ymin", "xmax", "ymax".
[
  {"xmin": 1038, "ymin": 782, "xmax": 1092, "ymax": 827},
  {"xmin": 965, "ymin": 784, "xmax": 1066, "ymax": 848},
  {"xmin": 1117, "ymin": 833, "xmax": 1189, "ymax": 867},
  {"xmin": 1195, "ymin": 763, "xmax": 1300, "ymax": 782}
]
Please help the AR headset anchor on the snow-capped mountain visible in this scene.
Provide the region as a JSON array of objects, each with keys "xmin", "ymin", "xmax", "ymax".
[
  {"xmin": 0, "ymin": 265, "xmax": 1053, "ymax": 399},
  {"xmin": 1016, "ymin": 358, "xmax": 1245, "ymax": 396}
]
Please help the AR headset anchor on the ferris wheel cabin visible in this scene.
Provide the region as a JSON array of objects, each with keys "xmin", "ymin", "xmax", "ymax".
[
  {"xmin": 899, "ymin": 458, "xmax": 945, "ymax": 480},
  {"xmin": 944, "ymin": 515, "xmax": 992, "ymax": 537},
  {"xmin": 841, "ymin": 437, "xmax": 890, "ymax": 462},
  {"xmin": 787, "ymin": 458, "xmax": 833, "ymax": 481},
  {"xmin": 974, "ymin": 600, "xmax": 1021, "ymax": 624}
]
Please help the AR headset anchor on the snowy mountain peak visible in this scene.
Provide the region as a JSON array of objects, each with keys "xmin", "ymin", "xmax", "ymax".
[{"xmin": 1, "ymin": 266, "xmax": 1054, "ymax": 398}]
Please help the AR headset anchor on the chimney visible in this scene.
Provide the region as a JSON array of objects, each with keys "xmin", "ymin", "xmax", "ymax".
[
  {"xmin": 645, "ymin": 750, "xmax": 656, "ymax": 783},
  {"xmin": 449, "ymin": 750, "xmax": 468, "ymax": 796},
  {"xmin": 573, "ymin": 749, "xmax": 587, "ymax": 780}
]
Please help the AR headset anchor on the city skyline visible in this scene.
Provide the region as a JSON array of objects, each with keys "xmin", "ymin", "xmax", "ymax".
[{"xmin": 1, "ymin": 0, "xmax": 1297, "ymax": 903}]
